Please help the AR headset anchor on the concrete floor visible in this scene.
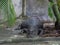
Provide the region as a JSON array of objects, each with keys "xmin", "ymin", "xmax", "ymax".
[
  {"xmin": 0, "ymin": 28, "xmax": 60, "ymax": 45},
  {"xmin": 0, "ymin": 41, "xmax": 60, "ymax": 45}
]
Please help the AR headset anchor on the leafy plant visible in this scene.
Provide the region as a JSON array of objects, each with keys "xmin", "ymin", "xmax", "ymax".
[
  {"xmin": 57, "ymin": 0, "xmax": 60, "ymax": 11},
  {"xmin": 48, "ymin": 2, "xmax": 56, "ymax": 22},
  {"xmin": 0, "ymin": 0, "xmax": 16, "ymax": 27}
]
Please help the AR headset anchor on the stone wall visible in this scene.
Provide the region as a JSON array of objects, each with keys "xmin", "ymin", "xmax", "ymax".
[{"xmin": 12, "ymin": 0, "xmax": 22, "ymax": 17}]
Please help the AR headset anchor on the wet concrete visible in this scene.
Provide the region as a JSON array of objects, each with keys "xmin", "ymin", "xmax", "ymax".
[
  {"xmin": 0, "ymin": 28, "xmax": 60, "ymax": 45},
  {"xmin": 0, "ymin": 41, "xmax": 60, "ymax": 45}
]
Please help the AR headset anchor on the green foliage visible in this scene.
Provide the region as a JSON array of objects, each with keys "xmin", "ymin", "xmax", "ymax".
[
  {"xmin": 48, "ymin": 2, "xmax": 56, "ymax": 22},
  {"xmin": 49, "ymin": 0, "xmax": 60, "ymax": 24},
  {"xmin": 0, "ymin": 0, "xmax": 16, "ymax": 27},
  {"xmin": 8, "ymin": 0, "xmax": 16, "ymax": 27},
  {"xmin": 0, "ymin": 0, "xmax": 8, "ymax": 21},
  {"xmin": 57, "ymin": 0, "xmax": 60, "ymax": 11}
]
